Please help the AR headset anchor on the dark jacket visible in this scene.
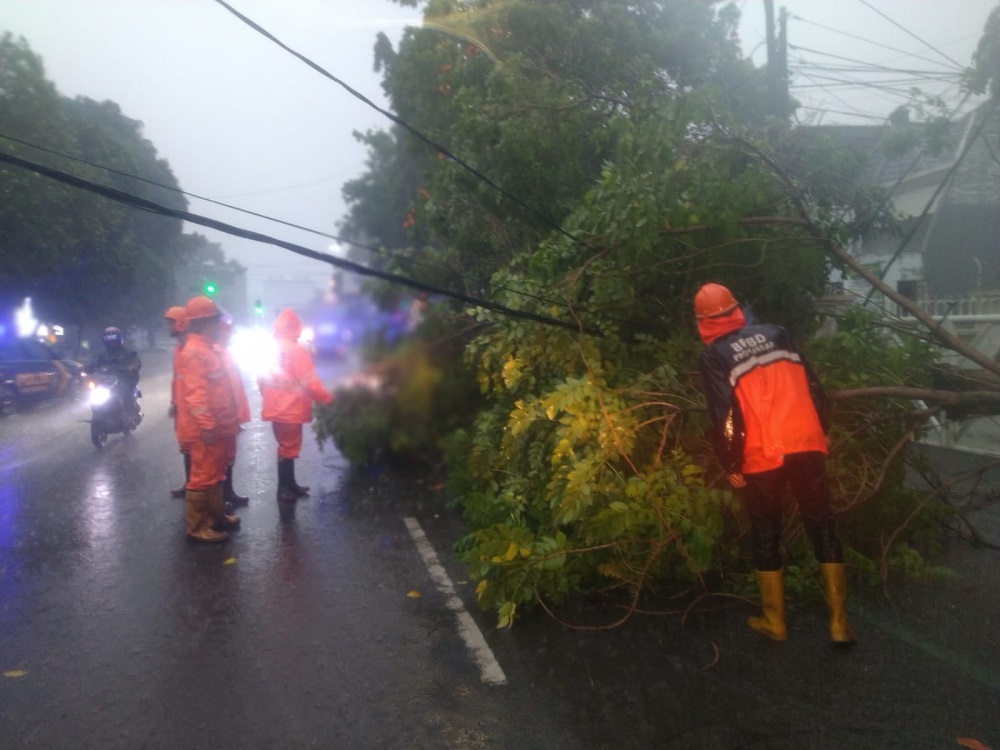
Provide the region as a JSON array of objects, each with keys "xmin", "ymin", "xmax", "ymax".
[{"xmin": 93, "ymin": 345, "xmax": 142, "ymax": 389}]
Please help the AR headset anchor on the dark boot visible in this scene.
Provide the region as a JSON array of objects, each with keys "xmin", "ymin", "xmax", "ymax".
[
  {"xmin": 748, "ymin": 569, "xmax": 788, "ymax": 642},
  {"xmin": 185, "ymin": 488, "xmax": 228, "ymax": 543},
  {"xmin": 224, "ymin": 465, "xmax": 249, "ymax": 506},
  {"xmin": 821, "ymin": 563, "xmax": 857, "ymax": 646},
  {"xmin": 210, "ymin": 483, "xmax": 241, "ymax": 530},
  {"xmin": 171, "ymin": 453, "xmax": 191, "ymax": 498},
  {"xmin": 277, "ymin": 459, "xmax": 296, "ymax": 502},
  {"xmin": 289, "ymin": 459, "xmax": 310, "ymax": 497}
]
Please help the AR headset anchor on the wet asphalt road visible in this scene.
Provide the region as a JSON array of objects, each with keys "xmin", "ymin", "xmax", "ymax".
[{"xmin": 1, "ymin": 347, "xmax": 999, "ymax": 749}]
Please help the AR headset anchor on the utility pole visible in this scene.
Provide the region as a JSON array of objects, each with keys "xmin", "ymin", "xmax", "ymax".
[{"xmin": 765, "ymin": 0, "xmax": 789, "ymax": 118}]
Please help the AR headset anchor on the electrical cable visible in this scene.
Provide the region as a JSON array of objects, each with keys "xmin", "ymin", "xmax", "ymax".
[
  {"xmin": 214, "ymin": 0, "xmax": 989, "ymax": 321},
  {"xmin": 790, "ymin": 61, "xmax": 962, "ymax": 76},
  {"xmin": 210, "ymin": 0, "xmax": 575, "ymax": 244},
  {"xmin": 791, "ymin": 14, "xmax": 966, "ymax": 72},
  {"xmin": 788, "ymin": 71, "xmax": 942, "ymax": 100},
  {"xmin": 0, "ymin": 130, "xmax": 587, "ymax": 320},
  {"xmin": 0, "ymin": 130, "xmax": 378, "ymax": 254},
  {"xmin": 789, "ymin": 44, "xmax": 959, "ymax": 76},
  {"xmin": 795, "ymin": 107, "xmax": 888, "ymax": 123},
  {"xmin": 789, "ymin": 67, "xmax": 877, "ymax": 121},
  {"xmin": 11, "ymin": 2, "xmax": 984, "ymax": 335},
  {"xmin": 790, "ymin": 74, "xmax": 957, "ymax": 96},
  {"xmin": 785, "ymin": 46, "xmax": 967, "ymax": 113},
  {"xmin": 0, "ymin": 148, "xmax": 601, "ymax": 338},
  {"xmin": 863, "ymin": 96, "xmax": 1000, "ymax": 304},
  {"xmin": 857, "ymin": 0, "xmax": 966, "ymax": 71}
]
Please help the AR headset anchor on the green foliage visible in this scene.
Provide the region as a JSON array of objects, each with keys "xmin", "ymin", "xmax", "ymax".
[
  {"xmin": 963, "ymin": 4, "xmax": 1000, "ymax": 99},
  {"xmin": 314, "ymin": 384, "xmax": 395, "ymax": 467},
  {"xmin": 808, "ymin": 309, "xmax": 950, "ymax": 572},
  {"xmin": 314, "ymin": 312, "xmax": 483, "ymax": 469},
  {"xmin": 340, "ymin": 1, "xmax": 962, "ymax": 627},
  {"xmin": 0, "ymin": 33, "xmax": 191, "ymax": 334}
]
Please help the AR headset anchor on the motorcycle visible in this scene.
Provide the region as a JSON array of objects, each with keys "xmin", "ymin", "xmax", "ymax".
[{"xmin": 87, "ymin": 367, "xmax": 142, "ymax": 448}]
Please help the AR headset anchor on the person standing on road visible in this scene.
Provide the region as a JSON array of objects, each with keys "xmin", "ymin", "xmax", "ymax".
[
  {"xmin": 176, "ymin": 296, "xmax": 241, "ymax": 543},
  {"xmin": 258, "ymin": 308, "xmax": 333, "ymax": 502},
  {"xmin": 216, "ymin": 309, "xmax": 251, "ymax": 510},
  {"xmin": 165, "ymin": 306, "xmax": 190, "ymax": 499},
  {"xmin": 694, "ymin": 282, "xmax": 856, "ymax": 646}
]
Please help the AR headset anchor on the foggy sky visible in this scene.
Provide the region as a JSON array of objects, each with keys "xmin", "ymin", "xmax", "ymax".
[
  {"xmin": 0, "ymin": 0, "xmax": 995, "ymax": 297},
  {"xmin": 1, "ymin": 0, "xmax": 422, "ymax": 286}
]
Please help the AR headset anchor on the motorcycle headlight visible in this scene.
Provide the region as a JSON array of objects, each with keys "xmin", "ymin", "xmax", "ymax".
[{"xmin": 89, "ymin": 385, "xmax": 112, "ymax": 406}]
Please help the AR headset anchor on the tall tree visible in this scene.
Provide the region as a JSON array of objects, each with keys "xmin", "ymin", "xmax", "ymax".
[
  {"xmin": 964, "ymin": 3, "xmax": 1000, "ymax": 100},
  {"xmin": 324, "ymin": 0, "xmax": 1000, "ymax": 627},
  {"xmin": 0, "ymin": 34, "xmax": 189, "ymax": 338}
]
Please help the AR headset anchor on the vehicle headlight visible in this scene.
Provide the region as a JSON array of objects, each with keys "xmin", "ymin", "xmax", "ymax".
[{"xmin": 89, "ymin": 385, "xmax": 112, "ymax": 406}]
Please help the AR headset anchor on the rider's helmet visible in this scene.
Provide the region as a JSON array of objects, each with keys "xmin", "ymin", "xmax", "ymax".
[
  {"xmin": 102, "ymin": 326, "xmax": 123, "ymax": 348},
  {"xmin": 694, "ymin": 283, "xmax": 739, "ymax": 320}
]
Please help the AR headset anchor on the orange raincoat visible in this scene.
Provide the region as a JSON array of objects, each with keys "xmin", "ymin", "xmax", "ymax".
[
  {"xmin": 177, "ymin": 333, "xmax": 240, "ymax": 443},
  {"xmin": 259, "ymin": 309, "xmax": 333, "ymax": 424}
]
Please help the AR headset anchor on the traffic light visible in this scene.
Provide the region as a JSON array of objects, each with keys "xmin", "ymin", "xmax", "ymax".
[
  {"xmin": 254, "ymin": 299, "xmax": 264, "ymax": 317},
  {"xmin": 204, "ymin": 282, "xmax": 218, "ymax": 296}
]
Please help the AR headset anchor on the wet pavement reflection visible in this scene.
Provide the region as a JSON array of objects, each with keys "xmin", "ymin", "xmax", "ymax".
[{"xmin": 0, "ymin": 348, "xmax": 998, "ymax": 749}]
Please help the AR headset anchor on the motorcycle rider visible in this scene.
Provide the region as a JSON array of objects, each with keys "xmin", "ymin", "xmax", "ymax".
[{"xmin": 93, "ymin": 326, "xmax": 142, "ymax": 420}]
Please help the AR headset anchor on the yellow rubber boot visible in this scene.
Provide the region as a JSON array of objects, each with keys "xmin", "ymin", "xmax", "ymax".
[
  {"xmin": 185, "ymin": 489, "xmax": 228, "ymax": 543},
  {"xmin": 821, "ymin": 563, "xmax": 857, "ymax": 645},
  {"xmin": 748, "ymin": 569, "xmax": 788, "ymax": 641}
]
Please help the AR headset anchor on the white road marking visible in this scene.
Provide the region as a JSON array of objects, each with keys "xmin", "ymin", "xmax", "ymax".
[{"xmin": 404, "ymin": 516, "xmax": 508, "ymax": 686}]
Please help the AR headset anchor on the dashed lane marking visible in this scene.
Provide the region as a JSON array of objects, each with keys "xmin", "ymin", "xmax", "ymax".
[{"xmin": 404, "ymin": 516, "xmax": 508, "ymax": 686}]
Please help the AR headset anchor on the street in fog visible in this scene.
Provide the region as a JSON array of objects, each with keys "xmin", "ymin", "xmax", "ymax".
[{"xmin": 1, "ymin": 348, "xmax": 998, "ymax": 749}]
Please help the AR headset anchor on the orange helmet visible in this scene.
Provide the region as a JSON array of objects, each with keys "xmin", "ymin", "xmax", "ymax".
[
  {"xmin": 694, "ymin": 283, "xmax": 739, "ymax": 320},
  {"xmin": 184, "ymin": 295, "xmax": 220, "ymax": 321}
]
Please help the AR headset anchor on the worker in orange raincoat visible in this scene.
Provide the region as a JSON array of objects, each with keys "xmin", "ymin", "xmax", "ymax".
[
  {"xmin": 695, "ymin": 283, "xmax": 855, "ymax": 646},
  {"xmin": 176, "ymin": 296, "xmax": 241, "ymax": 542},
  {"xmin": 258, "ymin": 308, "xmax": 333, "ymax": 502},
  {"xmin": 165, "ymin": 306, "xmax": 190, "ymax": 498},
  {"xmin": 216, "ymin": 309, "xmax": 251, "ymax": 509}
]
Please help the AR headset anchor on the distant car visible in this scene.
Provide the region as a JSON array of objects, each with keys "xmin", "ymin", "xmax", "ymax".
[{"xmin": 0, "ymin": 337, "xmax": 86, "ymax": 416}]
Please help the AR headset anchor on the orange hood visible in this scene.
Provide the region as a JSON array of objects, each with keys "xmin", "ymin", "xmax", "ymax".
[
  {"xmin": 697, "ymin": 306, "xmax": 746, "ymax": 344},
  {"xmin": 274, "ymin": 309, "xmax": 303, "ymax": 341}
]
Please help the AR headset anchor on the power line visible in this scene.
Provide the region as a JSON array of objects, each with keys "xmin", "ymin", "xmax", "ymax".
[
  {"xmin": 210, "ymin": 0, "xmax": 575, "ymax": 244},
  {"xmin": 787, "ymin": 71, "xmax": 945, "ymax": 100},
  {"xmin": 791, "ymin": 14, "xmax": 966, "ymax": 72},
  {"xmin": 795, "ymin": 106, "xmax": 889, "ymax": 123},
  {"xmin": 791, "ymin": 62, "xmax": 962, "ymax": 79},
  {"xmin": 857, "ymin": 0, "xmax": 966, "ymax": 71},
  {"xmin": 865, "ymin": 96, "xmax": 1000, "ymax": 303},
  {"xmin": 789, "ymin": 44, "xmax": 956, "ymax": 76},
  {"xmin": 0, "ymin": 130, "xmax": 586, "ymax": 321},
  {"xmin": 212, "ymin": 165, "xmax": 363, "ymax": 199},
  {"xmin": 0, "ymin": 130, "xmax": 376, "ymax": 254},
  {"xmin": 0, "ymin": 148, "xmax": 601, "ymax": 338},
  {"xmin": 790, "ymin": 74, "xmax": 959, "ymax": 93}
]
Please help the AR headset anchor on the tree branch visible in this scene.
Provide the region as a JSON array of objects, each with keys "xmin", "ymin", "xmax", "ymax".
[
  {"xmin": 832, "ymin": 386, "xmax": 1000, "ymax": 405},
  {"xmin": 725, "ymin": 133, "xmax": 1000, "ymax": 379}
]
